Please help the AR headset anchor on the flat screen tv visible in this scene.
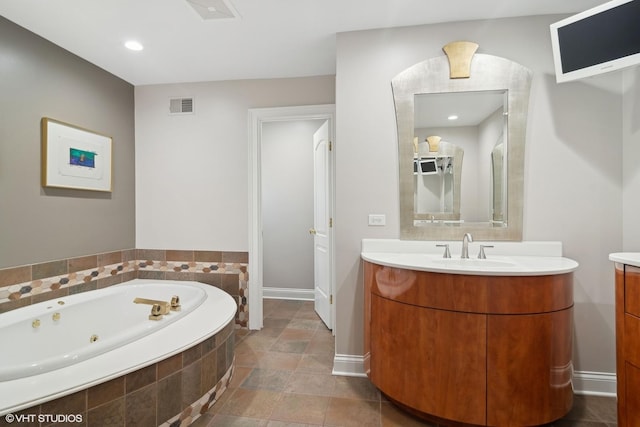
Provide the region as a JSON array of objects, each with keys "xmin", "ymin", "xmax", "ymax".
[{"xmin": 550, "ymin": 0, "xmax": 640, "ymax": 83}]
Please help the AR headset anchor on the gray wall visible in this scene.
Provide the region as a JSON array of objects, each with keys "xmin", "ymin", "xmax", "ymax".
[
  {"xmin": 134, "ymin": 77, "xmax": 336, "ymax": 251},
  {"xmin": 623, "ymin": 67, "xmax": 640, "ymax": 251},
  {"xmin": 0, "ymin": 17, "xmax": 135, "ymax": 269},
  {"xmin": 335, "ymin": 15, "xmax": 624, "ymax": 379}
]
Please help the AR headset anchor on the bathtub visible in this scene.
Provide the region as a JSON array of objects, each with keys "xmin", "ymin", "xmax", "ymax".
[{"xmin": 0, "ymin": 279, "xmax": 237, "ymax": 416}]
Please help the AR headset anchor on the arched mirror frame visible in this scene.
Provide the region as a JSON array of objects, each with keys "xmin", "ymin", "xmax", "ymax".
[{"xmin": 392, "ymin": 50, "xmax": 532, "ymax": 241}]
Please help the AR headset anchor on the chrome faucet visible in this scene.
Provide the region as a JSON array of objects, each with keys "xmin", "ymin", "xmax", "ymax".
[{"xmin": 461, "ymin": 233, "xmax": 473, "ymax": 259}]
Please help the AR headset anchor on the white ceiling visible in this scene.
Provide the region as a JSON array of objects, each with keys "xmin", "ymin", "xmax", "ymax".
[{"xmin": 0, "ymin": 0, "xmax": 604, "ymax": 86}]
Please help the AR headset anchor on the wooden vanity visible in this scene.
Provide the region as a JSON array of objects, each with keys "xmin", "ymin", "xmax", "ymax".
[
  {"xmin": 611, "ymin": 254, "xmax": 640, "ymax": 426},
  {"xmin": 363, "ymin": 260, "xmax": 575, "ymax": 426}
]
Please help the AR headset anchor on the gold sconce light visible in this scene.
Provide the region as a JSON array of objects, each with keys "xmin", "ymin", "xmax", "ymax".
[{"xmin": 442, "ymin": 41, "xmax": 479, "ymax": 79}]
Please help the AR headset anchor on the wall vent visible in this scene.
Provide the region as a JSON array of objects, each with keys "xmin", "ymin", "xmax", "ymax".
[{"xmin": 169, "ymin": 97, "xmax": 194, "ymax": 115}]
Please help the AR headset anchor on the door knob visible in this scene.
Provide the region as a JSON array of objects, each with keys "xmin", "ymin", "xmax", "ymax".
[{"xmin": 309, "ymin": 228, "xmax": 317, "ymax": 235}]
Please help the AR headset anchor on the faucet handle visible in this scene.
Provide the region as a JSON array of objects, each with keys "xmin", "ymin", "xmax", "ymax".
[
  {"xmin": 436, "ymin": 244, "xmax": 451, "ymax": 259},
  {"xmin": 149, "ymin": 304, "xmax": 164, "ymax": 321},
  {"xmin": 478, "ymin": 245, "xmax": 494, "ymax": 259},
  {"xmin": 171, "ymin": 295, "xmax": 181, "ymax": 311}
]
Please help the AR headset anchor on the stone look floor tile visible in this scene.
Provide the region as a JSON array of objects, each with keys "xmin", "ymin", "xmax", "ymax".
[
  {"xmin": 241, "ymin": 368, "xmax": 292, "ymax": 391},
  {"xmin": 296, "ymin": 353, "xmax": 334, "ymax": 374},
  {"xmin": 269, "ymin": 393, "xmax": 331, "ymax": 425},
  {"xmin": 228, "ymin": 366, "xmax": 254, "ymax": 388},
  {"xmin": 256, "ymin": 351, "xmax": 302, "ymax": 371},
  {"xmin": 580, "ymin": 395, "xmax": 617, "ymax": 423},
  {"xmin": 287, "ymin": 318, "xmax": 321, "ymax": 330},
  {"xmin": 266, "ymin": 422, "xmax": 320, "ymax": 427},
  {"xmin": 217, "ymin": 388, "xmax": 281, "ymax": 419},
  {"xmin": 279, "ymin": 328, "xmax": 316, "ymax": 341},
  {"xmin": 210, "ymin": 414, "xmax": 269, "ymax": 426},
  {"xmin": 284, "ymin": 372, "xmax": 337, "ymax": 397},
  {"xmin": 332, "ymin": 376, "xmax": 381, "ymax": 401},
  {"xmin": 234, "ymin": 348, "xmax": 265, "ymax": 368},
  {"xmin": 263, "ymin": 318, "xmax": 292, "ymax": 329},
  {"xmin": 324, "ymin": 397, "xmax": 381, "ymax": 427}
]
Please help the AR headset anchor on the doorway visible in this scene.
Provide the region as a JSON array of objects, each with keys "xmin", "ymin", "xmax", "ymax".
[{"xmin": 248, "ymin": 104, "xmax": 336, "ymax": 332}]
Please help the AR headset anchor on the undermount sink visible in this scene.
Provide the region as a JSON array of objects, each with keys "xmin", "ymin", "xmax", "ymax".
[
  {"xmin": 361, "ymin": 239, "xmax": 579, "ymax": 276},
  {"xmin": 431, "ymin": 258, "xmax": 517, "ymax": 268}
]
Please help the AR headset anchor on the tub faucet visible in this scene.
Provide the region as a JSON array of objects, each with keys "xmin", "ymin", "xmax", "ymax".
[
  {"xmin": 133, "ymin": 297, "xmax": 171, "ymax": 316},
  {"xmin": 461, "ymin": 233, "xmax": 473, "ymax": 259}
]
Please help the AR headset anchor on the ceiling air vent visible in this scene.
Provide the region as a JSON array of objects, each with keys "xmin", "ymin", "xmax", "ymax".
[
  {"xmin": 169, "ymin": 97, "xmax": 194, "ymax": 115},
  {"xmin": 186, "ymin": 0, "xmax": 240, "ymax": 21}
]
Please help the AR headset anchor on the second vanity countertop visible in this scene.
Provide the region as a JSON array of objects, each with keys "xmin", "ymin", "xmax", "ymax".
[
  {"xmin": 362, "ymin": 239, "xmax": 579, "ymax": 276},
  {"xmin": 609, "ymin": 252, "xmax": 640, "ymax": 268}
]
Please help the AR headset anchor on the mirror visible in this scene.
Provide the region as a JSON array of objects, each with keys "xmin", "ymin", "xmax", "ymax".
[
  {"xmin": 392, "ymin": 45, "xmax": 532, "ymax": 240},
  {"xmin": 413, "ymin": 91, "xmax": 507, "ymax": 224}
]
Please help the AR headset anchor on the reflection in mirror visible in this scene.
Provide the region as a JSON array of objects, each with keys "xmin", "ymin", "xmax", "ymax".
[
  {"xmin": 491, "ymin": 140, "xmax": 505, "ymax": 224},
  {"xmin": 413, "ymin": 91, "xmax": 507, "ymax": 225},
  {"xmin": 413, "ymin": 138, "xmax": 463, "ymax": 221},
  {"xmin": 392, "ymin": 46, "xmax": 532, "ymax": 241}
]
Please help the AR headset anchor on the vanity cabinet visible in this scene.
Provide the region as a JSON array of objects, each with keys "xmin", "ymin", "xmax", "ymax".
[
  {"xmin": 364, "ymin": 261, "xmax": 574, "ymax": 426},
  {"xmin": 614, "ymin": 263, "xmax": 640, "ymax": 427}
]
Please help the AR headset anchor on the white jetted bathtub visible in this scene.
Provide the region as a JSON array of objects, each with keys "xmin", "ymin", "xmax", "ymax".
[{"xmin": 0, "ymin": 279, "xmax": 237, "ymax": 415}]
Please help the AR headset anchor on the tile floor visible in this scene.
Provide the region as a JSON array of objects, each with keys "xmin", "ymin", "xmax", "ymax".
[{"xmin": 193, "ymin": 300, "xmax": 617, "ymax": 427}]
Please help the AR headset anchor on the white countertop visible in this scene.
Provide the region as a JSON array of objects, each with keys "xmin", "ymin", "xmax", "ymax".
[
  {"xmin": 362, "ymin": 239, "xmax": 579, "ymax": 276},
  {"xmin": 609, "ymin": 252, "xmax": 640, "ymax": 268}
]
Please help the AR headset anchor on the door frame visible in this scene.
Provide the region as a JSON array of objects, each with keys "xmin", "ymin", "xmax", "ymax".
[{"xmin": 248, "ymin": 104, "xmax": 336, "ymax": 331}]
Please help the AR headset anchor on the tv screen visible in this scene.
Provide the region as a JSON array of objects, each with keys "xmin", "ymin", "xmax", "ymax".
[
  {"xmin": 419, "ymin": 158, "xmax": 438, "ymax": 175},
  {"xmin": 550, "ymin": 0, "xmax": 640, "ymax": 83}
]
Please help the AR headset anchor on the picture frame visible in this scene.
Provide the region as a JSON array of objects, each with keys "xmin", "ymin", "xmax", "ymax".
[{"xmin": 41, "ymin": 117, "xmax": 113, "ymax": 192}]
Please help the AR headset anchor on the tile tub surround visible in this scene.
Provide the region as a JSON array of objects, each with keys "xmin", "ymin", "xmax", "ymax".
[
  {"xmin": 0, "ymin": 318, "xmax": 236, "ymax": 427},
  {"xmin": 0, "ymin": 249, "xmax": 249, "ymax": 327}
]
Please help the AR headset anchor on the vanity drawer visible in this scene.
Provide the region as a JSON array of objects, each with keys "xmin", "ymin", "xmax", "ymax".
[
  {"xmin": 624, "ymin": 266, "xmax": 640, "ymax": 317},
  {"xmin": 624, "ymin": 313, "xmax": 640, "ymax": 367}
]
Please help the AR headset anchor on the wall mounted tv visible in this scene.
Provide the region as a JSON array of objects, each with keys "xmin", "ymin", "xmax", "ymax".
[{"xmin": 550, "ymin": 0, "xmax": 640, "ymax": 83}]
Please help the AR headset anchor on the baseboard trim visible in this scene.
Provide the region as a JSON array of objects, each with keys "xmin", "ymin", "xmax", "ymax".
[
  {"xmin": 262, "ymin": 287, "xmax": 314, "ymax": 301},
  {"xmin": 330, "ymin": 355, "xmax": 617, "ymax": 397},
  {"xmin": 573, "ymin": 371, "xmax": 617, "ymax": 396},
  {"xmin": 332, "ymin": 354, "xmax": 367, "ymax": 377}
]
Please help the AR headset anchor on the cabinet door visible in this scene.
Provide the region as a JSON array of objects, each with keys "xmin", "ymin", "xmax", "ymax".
[
  {"xmin": 625, "ymin": 362, "xmax": 640, "ymax": 426},
  {"xmin": 370, "ymin": 294, "xmax": 487, "ymax": 425},
  {"xmin": 625, "ymin": 266, "xmax": 640, "ymax": 317},
  {"xmin": 621, "ymin": 266, "xmax": 640, "ymax": 426},
  {"xmin": 487, "ymin": 309, "xmax": 573, "ymax": 426}
]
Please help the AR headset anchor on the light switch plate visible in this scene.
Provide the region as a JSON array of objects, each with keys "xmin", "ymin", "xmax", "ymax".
[{"xmin": 368, "ymin": 214, "xmax": 386, "ymax": 226}]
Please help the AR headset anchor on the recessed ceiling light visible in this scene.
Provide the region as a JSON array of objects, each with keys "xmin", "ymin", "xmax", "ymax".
[
  {"xmin": 447, "ymin": 115, "xmax": 459, "ymax": 121},
  {"xmin": 207, "ymin": 6, "xmax": 217, "ymax": 12},
  {"xmin": 124, "ymin": 40, "xmax": 144, "ymax": 51}
]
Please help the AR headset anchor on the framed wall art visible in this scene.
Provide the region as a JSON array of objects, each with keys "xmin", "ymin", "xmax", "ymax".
[{"xmin": 41, "ymin": 118, "xmax": 112, "ymax": 192}]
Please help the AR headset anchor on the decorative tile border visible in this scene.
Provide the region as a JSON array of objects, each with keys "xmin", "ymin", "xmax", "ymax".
[
  {"xmin": 0, "ymin": 261, "xmax": 137, "ymax": 302},
  {"xmin": 162, "ymin": 362, "xmax": 234, "ymax": 427},
  {"xmin": 0, "ymin": 249, "xmax": 249, "ymax": 327}
]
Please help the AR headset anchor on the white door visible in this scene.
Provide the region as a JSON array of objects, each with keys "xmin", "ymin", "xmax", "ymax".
[{"xmin": 312, "ymin": 120, "xmax": 332, "ymax": 329}]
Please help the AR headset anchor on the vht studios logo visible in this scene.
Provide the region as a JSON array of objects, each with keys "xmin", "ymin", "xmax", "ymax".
[{"xmin": 4, "ymin": 413, "xmax": 83, "ymax": 423}]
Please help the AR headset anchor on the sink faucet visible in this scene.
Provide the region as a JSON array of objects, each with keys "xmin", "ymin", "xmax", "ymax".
[{"xmin": 461, "ymin": 233, "xmax": 473, "ymax": 259}]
